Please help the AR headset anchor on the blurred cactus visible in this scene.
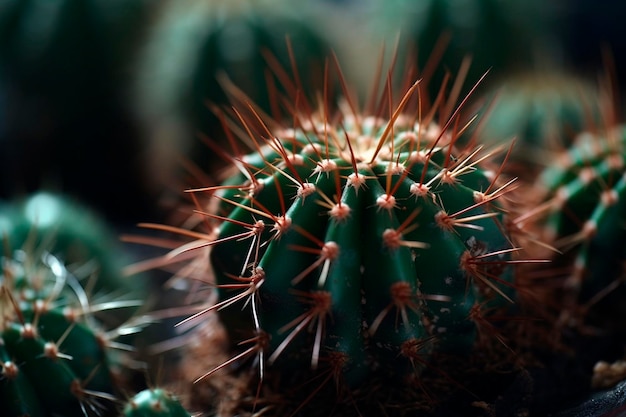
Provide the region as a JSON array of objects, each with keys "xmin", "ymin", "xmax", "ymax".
[
  {"xmin": 0, "ymin": 248, "xmax": 141, "ymax": 416},
  {"xmin": 123, "ymin": 388, "xmax": 192, "ymax": 417},
  {"xmin": 132, "ymin": 0, "xmax": 333, "ymax": 190},
  {"xmin": 0, "ymin": 191, "xmax": 147, "ymax": 299},
  {"xmin": 464, "ymin": 71, "xmax": 604, "ymax": 179},
  {"xmin": 518, "ymin": 126, "xmax": 626, "ymax": 329},
  {"xmin": 0, "ymin": 0, "xmax": 160, "ymax": 224}
]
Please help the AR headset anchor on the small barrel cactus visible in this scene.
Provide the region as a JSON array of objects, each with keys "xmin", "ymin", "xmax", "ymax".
[
  {"xmin": 160, "ymin": 70, "xmax": 522, "ymax": 413},
  {"xmin": 519, "ymin": 126, "xmax": 626, "ymax": 324},
  {"xmin": 123, "ymin": 388, "xmax": 191, "ymax": 417},
  {"xmin": 465, "ymin": 71, "xmax": 604, "ymax": 179},
  {"xmin": 0, "ymin": 192, "xmax": 152, "ymax": 416},
  {"xmin": 133, "ymin": 0, "xmax": 333, "ymax": 187},
  {"xmin": 0, "ymin": 191, "xmax": 146, "ymax": 299},
  {"xmin": 1, "ymin": 249, "xmax": 123, "ymax": 416}
]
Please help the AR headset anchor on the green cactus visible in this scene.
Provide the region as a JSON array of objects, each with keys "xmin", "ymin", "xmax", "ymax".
[
  {"xmin": 519, "ymin": 126, "xmax": 626, "ymax": 320},
  {"xmin": 0, "ymin": 0, "xmax": 160, "ymax": 224},
  {"xmin": 123, "ymin": 388, "xmax": 191, "ymax": 417},
  {"xmin": 0, "ymin": 248, "xmax": 129, "ymax": 417},
  {"xmin": 0, "ymin": 192, "xmax": 146, "ymax": 299},
  {"xmin": 372, "ymin": 0, "xmax": 556, "ymax": 101},
  {"xmin": 162, "ymin": 72, "xmax": 522, "ymax": 412},
  {"xmin": 465, "ymin": 71, "xmax": 604, "ymax": 179},
  {"xmin": 0, "ymin": 0, "xmax": 150, "ymax": 118},
  {"xmin": 133, "ymin": 0, "xmax": 333, "ymax": 185}
]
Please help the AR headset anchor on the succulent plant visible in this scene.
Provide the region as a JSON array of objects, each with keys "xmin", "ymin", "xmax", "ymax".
[
  {"xmin": 0, "ymin": 191, "xmax": 156, "ymax": 416},
  {"xmin": 133, "ymin": 0, "xmax": 333, "ymax": 188},
  {"xmin": 517, "ymin": 126, "xmax": 626, "ymax": 325},
  {"xmin": 0, "ymin": 192, "xmax": 147, "ymax": 299},
  {"xmin": 147, "ymin": 62, "xmax": 529, "ymax": 415},
  {"xmin": 464, "ymin": 71, "xmax": 604, "ymax": 179},
  {"xmin": 0, "ymin": 248, "xmax": 135, "ymax": 417},
  {"xmin": 123, "ymin": 388, "xmax": 191, "ymax": 417}
]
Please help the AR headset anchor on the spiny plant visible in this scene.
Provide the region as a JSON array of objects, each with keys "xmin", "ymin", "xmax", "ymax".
[
  {"xmin": 463, "ymin": 70, "xmax": 604, "ymax": 180},
  {"xmin": 133, "ymin": 0, "xmax": 332, "ymax": 189},
  {"xmin": 0, "ymin": 193, "xmax": 153, "ymax": 416},
  {"xmin": 0, "ymin": 247, "xmax": 146, "ymax": 416},
  {"xmin": 516, "ymin": 123, "xmax": 626, "ymax": 329},
  {"xmin": 123, "ymin": 388, "xmax": 192, "ymax": 417},
  {"xmin": 137, "ymin": 55, "xmax": 537, "ymax": 415},
  {"xmin": 0, "ymin": 192, "xmax": 147, "ymax": 300}
]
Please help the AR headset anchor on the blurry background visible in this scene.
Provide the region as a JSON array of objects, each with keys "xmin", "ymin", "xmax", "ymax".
[{"xmin": 0, "ymin": 0, "xmax": 624, "ymax": 229}]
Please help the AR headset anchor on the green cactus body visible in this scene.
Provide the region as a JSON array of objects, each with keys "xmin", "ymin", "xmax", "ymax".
[
  {"xmin": 376, "ymin": 0, "xmax": 554, "ymax": 100},
  {"xmin": 123, "ymin": 388, "xmax": 191, "ymax": 417},
  {"xmin": 0, "ymin": 192, "xmax": 146, "ymax": 298},
  {"xmin": 200, "ymin": 90, "xmax": 517, "ymax": 393},
  {"xmin": 0, "ymin": 0, "xmax": 150, "ymax": 118},
  {"xmin": 531, "ymin": 127, "xmax": 626, "ymax": 303},
  {"xmin": 464, "ymin": 72, "xmax": 604, "ymax": 181},
  {"xmin": 133, "ymin": 0, "xmax": 332, "ymax": 184},
  {"xmin": 0, "ymin": 250, "xmax": 119, "ymax": 417}
]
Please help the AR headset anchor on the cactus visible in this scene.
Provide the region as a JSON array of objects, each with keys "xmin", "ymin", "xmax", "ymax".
[
  {"xmin": 517, "ymin": 126, "xmax": 626, "ymax": 325},
  {"xmin": 0, "ymin": 192, "xmax": 146, "ymax": 299},
  {"xmin": 0, "ymin": 0, "xmax": 159, "ymax": 224},
  {"xmin": 150, "ymin": 61, "xmax": 529, "ymax": 414},
  {"xmin": 123, "ymin": 388, "xmax": 191, "ymax": 417},
  {"xmin": 0, "ymin": 192, "xmax": 154, "ymax": 416},
  {"xmin": 373, "ymin": 0, "xmax": 556, "ymax": 101},
  {"xmin": 133, "ymin": 0, "xmax": 333, "ymax": 188},
  {"xmin": 465, "ymin": 71, "xmax": 604, "ymax": 180},
  {"xmin": 0, "ymin": 249, "xmax": 128, "ymax": 417}
]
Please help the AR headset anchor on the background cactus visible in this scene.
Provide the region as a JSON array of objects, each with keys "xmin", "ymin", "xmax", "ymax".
[
  {"xmin": 0, "ymin": 0, "xmax": 160, "ymax": 225},
  {"xmin": 123, "ymin": 388, "xmax": 192, "ymax": 417},
  {"xmin": 517, "ymin": 125, "xmax": 626, "ymax": 329},
  {"xmin": 0, "ymin": 192, "xmax": 147, "ymax": 300},
  {"xmin": 0, "ymin": 190, "xmax": 159, "ymax": 416},
  {"xmin": 0, "ymin": 248, "xmax": 130, "ymax": 416},
  {"xmin": 132, "ymin": 0, "xmax": 333, "ymax": 192},
  {"xmin": 462, "ymin": 70, "xmax": 605, "ymax": 180}
]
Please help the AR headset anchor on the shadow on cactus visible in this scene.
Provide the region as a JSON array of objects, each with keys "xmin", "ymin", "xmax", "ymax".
[{"xmin": 129, "ymin": 51, "xmax": 549, "ymax": 415}]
